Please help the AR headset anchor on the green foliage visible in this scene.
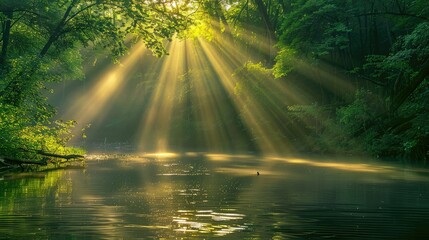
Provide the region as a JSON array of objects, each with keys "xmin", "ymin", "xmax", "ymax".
[
  {"xmin": 335, "ymin": 90, "xmax": 393, "ymax": 155},
  {"xmin": 273, "ymin": 46, "xmax": 297, "ymax": 78},
  {"xmin": 0, "ymin": 0, "xmax": 189, "ymax": 164},
  {"xmin": 362, "ymin": 23, "xmax": 429, "ymax": 98},
  {"xmin": 267, "ymin": 0, "xmax": 429, "ymax": 160},
  {"xmin": 233, "ymin": 61, "xmax": 276, "ymax": 107},
  {"xmin": 334, "ymin": 81, "xmax": 429, "ymax": 160},
  {"xmin": 1, "ymin": 0, "xmax": 190, "ymax": 104},
  {"xmin": 0, "ymin": 0, "xmax": 190, "ymax": 165},
  {"xmin": 337, "ymin": 90, "xmax": 383, "ymax": 133},
  {"xmin": 0, "ymin": 103, "xmax": 84, "ymax": 163},
  {"xmin": 391, "ymin": 79, "xmax": 429, "ymax": 159},
  {"xmin": 279, "ymin": 0, "xmax": 350, "ymax": 58}
]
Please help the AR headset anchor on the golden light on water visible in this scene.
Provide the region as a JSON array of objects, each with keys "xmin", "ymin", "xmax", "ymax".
[
  {"xmin": 205, "ymin": 153, "xmax": 253, "ymax": 161},
  {"xmin": 141, "ymin": 152, "xmax": 180, "ymax": 159},
  {"xmin": 265, "ymin": 156, "xmax": 397, "ymax": 173}
]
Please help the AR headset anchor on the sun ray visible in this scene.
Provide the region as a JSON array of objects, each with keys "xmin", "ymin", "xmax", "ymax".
[
  {"xmin": 294, "ymin": 60, "xmax": 357, "ymax": 100},
  {"xmin": 56, "ymin": 21, "xmax": 358, "ymax": 155},
  {"xmin": 196, "ymin": 38, "xmax": 295, "ymax": 155},
  {"xmin": 61, "ymin": 43, "xmax": 147, "ymax": 136},
  {"xmin": 137, "ymin": 40, "xmax": 186, "ymax": 152},
  {"xmin": 188, "ymin": 39, "xmax": 256, "ymax": 152},
  {"xmin": 209, "ymin": 18, "xmax": 275, "ymax": 63},
  {"xmin": 183, "ymin": 40, "xmax": 231, "ymax": 151}
]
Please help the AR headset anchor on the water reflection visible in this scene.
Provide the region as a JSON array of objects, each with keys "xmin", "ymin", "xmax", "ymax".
[
  {"xmin": 1, "ymin": 154, "xmax": 429, "ymax": 239},
  {"xmin": 173, "ymin": 209, "xmax": 246, "ymax": 236},
  {"xmin": 0, "ymin": 170, "xmax": 76, "ymax": 239}
]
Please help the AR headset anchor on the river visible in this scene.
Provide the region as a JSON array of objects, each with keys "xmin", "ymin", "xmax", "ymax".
[{"xmin": 1, "ymin": 153, "xmax": 429, "ymax": 239}]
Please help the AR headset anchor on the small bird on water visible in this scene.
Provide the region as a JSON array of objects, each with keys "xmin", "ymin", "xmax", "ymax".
[{"xmin": 257, "ymin": 171, "xmax": 260, "ymax": 176}]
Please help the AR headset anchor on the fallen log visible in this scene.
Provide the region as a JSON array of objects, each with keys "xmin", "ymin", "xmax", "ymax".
[
  {"xmin": 0, "ymin": 156, "xmax": 47, "ymax": 166},
  {"xmin": 35, "ymin": 150, "xmax": 85, "ymax": 160},
  {"xmin": 0, "ymin": 149, "xmax": 85, "ymax": 170},
  {"xmin": 17, "ymin": 148, "xmax": 85, "ymax": 160}
]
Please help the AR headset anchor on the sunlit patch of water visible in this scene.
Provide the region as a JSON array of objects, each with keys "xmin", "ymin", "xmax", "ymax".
[
  {"xmin": 266, "ymin": 156, "xmax": 396, "ymax": 173},
  {"xmin": 157, "ymin": 160, "xmax": 211, "ymax": 176},
  {"xmin": 173, "ymin": 209, "xmax": 247, "ymax": 236},
  {"xmin": 141, "ymin": 152, "xmax": 180, "ymax": 159},
  {"xmin": 205, "ymin": 153, "xmax": 255, "ymax": 161},
  {"xmin": 215, "ymin": 167, "xmax": 269, "ymax": 176}
]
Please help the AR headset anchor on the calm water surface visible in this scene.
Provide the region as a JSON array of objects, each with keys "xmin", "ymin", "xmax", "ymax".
[{"xmin": 1, "ymin": 153, "xmax": 429, "ymax": 239}]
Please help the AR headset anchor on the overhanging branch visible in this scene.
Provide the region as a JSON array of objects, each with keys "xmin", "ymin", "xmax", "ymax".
[{"xmin": 355, "ymin": 12, "xmax": 429, "ymax": 21}]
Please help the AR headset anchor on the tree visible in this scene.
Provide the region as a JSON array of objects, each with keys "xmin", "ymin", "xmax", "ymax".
[
  {"xmin": 0, "ymin": 0, "xmax": 190, "ymax": 106},
  {"xmin": 0, "ymin": 0, "xmax": 190, "ymax": 165},
  {"xmin": 270, "ymin": 0, "xmax": 429, "ymax": 159}
]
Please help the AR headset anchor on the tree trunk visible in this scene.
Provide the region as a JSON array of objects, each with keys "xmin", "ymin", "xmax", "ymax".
[
  {"xmin": 40, "ymin": 0, "xmax": 77, "ymax": 57},
  {"xmin": 0, "ymin": 10, "xmax": 12, "ymax": 68},
  {"xmin": 253, "ymin": 0, "xmax": 276, "ymax": 39},
  {"xmin": 353, "ymin": 58, "xmax": 429, "ymax": 137},
  {"xmin": 213, "ymin": 1, "xmax": 233, "ymax": 43},
  {"xmin": 252, "ymin": 0, "xmax": 277, "ymax": 64},
  {"xmin": 390, "ymin": 57, "xmax": 429, "ymax": 113}
]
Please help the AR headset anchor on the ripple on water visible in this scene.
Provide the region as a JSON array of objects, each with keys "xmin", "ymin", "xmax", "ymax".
[
  {"xmin": 172, "ymin": 209, "xmax": 247, "ymax": 236},
  {"xmin": 2, "ymin": 154, "xmax": 429, "ymax": 239}
]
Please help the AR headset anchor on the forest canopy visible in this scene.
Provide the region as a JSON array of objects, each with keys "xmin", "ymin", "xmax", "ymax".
[{"xmin": 1, "ymin": 0, "xmax": 429, "ymax": 165}]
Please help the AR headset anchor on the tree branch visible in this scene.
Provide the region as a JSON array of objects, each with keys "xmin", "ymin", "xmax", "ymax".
[
  {"xmin": 355, "ymin": 11, "xmax": 429, "ymax": 21},
  {"xmin": 233, "ymin": 0, "xmax": 249, "ymax": 26},
  {"xmin": 391, "ymin": 57, "xmax": 429, "ymax": 113},
  {"xmin": 356, "ymin": 73, "xmax": 387, "ymax": 86},
  {"xmin": 352, "ymin": 57, "xmax": 429, "ymax": 137},
  {"xmin": 64, "ymin": 2, "xmax": 98, "ymax": 25},
  {"xmin": 40, "ymin": 0, "xmax": 79, "ymax": 56}
]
